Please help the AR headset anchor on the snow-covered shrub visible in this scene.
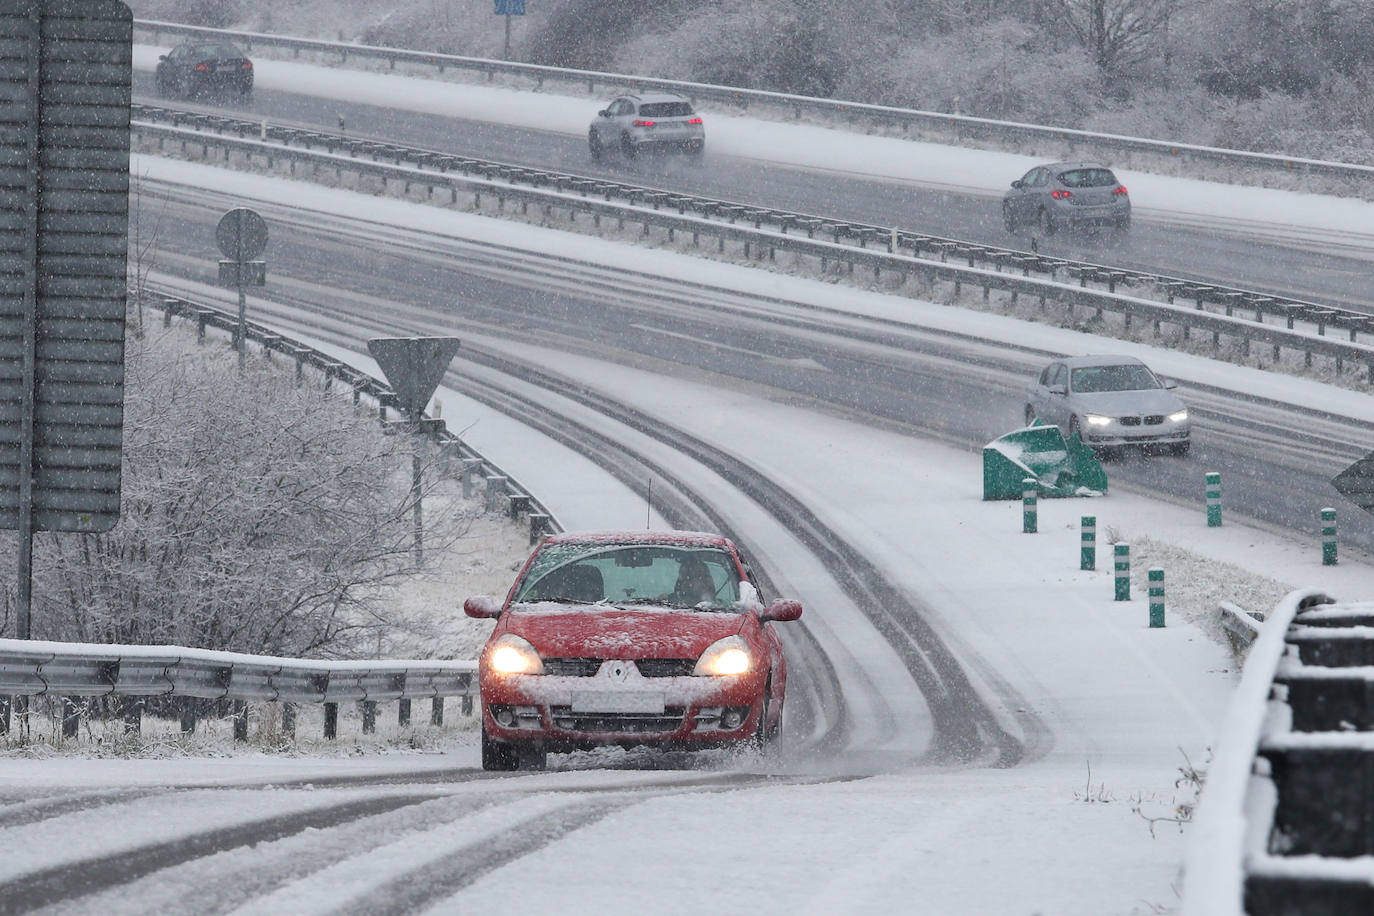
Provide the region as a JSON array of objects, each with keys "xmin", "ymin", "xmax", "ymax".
[
  {"xmin": 0, "ymin": 317, "xmax": 473, "ymax": 660},
  {"xmin": 848, "ymin": 19, "xmax": 1102, "ymax": 125}
]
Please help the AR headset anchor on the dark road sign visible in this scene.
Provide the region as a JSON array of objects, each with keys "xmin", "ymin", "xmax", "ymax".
[
  {"xmin": 216, "ymin": 208, "xmax": 268, "ymax": 262},
  {"xmin": 0, "ymin": 0, "xmax": 132, "ymax": 534},
  {"xmin": 1333, "ymin": 452, "xmax": 1374, "ymax": 516},
  {"xmin": 367, "ymin": 337, "xmax": 461, "ymax": 417}
]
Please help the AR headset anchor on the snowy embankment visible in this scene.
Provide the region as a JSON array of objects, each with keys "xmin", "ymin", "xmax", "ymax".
[{"xmin": 132, "ymin": 44, "xmax": 1374, "ymax": 257}]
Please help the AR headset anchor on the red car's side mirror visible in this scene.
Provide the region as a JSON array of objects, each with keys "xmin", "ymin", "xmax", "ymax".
[
  {"xmin": 762, "ymin": 598, "xmax": 802, "ymax": 622},
  {"xmin": 464, "ymin": 596, "xmax": 501, "ymax": 619}
]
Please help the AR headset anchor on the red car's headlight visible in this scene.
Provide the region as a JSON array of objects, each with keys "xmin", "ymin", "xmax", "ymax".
[
  {"xmin": 487, "ymin": 634, "xmax": 543, "ymax": 675},
  {"xmin": 694, "ymin": 636, "xmax": 752, "ymax": 676}
]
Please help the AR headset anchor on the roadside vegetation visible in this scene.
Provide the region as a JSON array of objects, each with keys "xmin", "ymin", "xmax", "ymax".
[
  {"xmin": 130, "ymin": 0, "xmax": 1374, "ymax": 165},
  {"xmin": 0, "ymin": 303, "xmax": 511, "ymax": 663}
]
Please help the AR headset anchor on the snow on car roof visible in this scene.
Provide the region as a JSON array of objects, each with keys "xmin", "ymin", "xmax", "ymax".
[
  {"xmin": 1048, "ymin": 161, "xmax": 1112, "ymax": 172},
  {"xmin": 629, "ymin": 92, "xmax": 689, "ymax": 104},
  {"xmin": 544, "ymin": 529, "xmax": 732, "ymax": 547},
  {"xmin": 1061, "ymin": 354, "xmax": 1148, "ymax": 368}
]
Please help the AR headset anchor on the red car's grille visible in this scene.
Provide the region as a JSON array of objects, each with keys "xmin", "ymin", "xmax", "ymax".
[
  {"xmin": 635, "ymin": 659, "xmax": 695, "ymax": 677},
  {"xmin": 550, "ymin": 706, "xmax": 686, "ymax": 733},
  {"xmin": 541, "ymin": 658, "xmax": 697, "ymax": 677},
  {"xmin": 542, "ymin": 657, "xmax": 602, "ymax": 676}
]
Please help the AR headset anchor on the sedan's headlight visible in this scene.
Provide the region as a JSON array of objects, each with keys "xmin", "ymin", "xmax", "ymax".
[
  {"xmin": 694, "ymin": 636, "xmax": 752, "ymax": 676},
  {"xmin": 1084, "ymin": 414, "xmax": 1112, "ymax": 426},
  {"xmin": 487, "ymin": 634, "xmax": 543, "ymax": 675},
  {"xmin": 1168, "ymin": 409, "xmax": 1189, "ymax": 423}
]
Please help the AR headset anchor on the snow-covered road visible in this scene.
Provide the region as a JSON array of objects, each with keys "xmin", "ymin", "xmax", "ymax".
[{"xmin": 3, "ymin": 66, "xmax": 1372, "ymax": 911}]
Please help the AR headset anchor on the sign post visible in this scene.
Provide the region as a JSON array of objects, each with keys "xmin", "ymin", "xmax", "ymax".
[
  {"xmin": 494, "ymin": 0, "xmax": 525, "ymax": 60},
  {"xmin": 215, "ymin": 207, "xmax": 268, "ymax": 373},
  {"xmin": 367, "ymin": 337, "xmax": 461, "ymax": 565}
]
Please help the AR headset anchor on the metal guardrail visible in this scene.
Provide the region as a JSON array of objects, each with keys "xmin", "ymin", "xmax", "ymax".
[
  {"xmin": 130, "ymin": 20, "xmax": 1374, "ymax": 185},
  {"xmin": 1218, "ymin": 601, "xmax": 1265, "ymax": 654},
  {"xmin": 133, "ymin": 117, "xmax": 1374, "ymax": 382},
  {"xmin": 131, "ymin": 100, "xmax": 1374, "ymax": 355},
  {"xmin": 0, "ymin": 638, "xmax": 476, "ymax": 703},
  {"xmin": 0, "ymin": 636, "xmax": 476, "ymax": 741},
  {"xmin": 1183, "ymin": 589, "xmax": 1374, "ymax": 915},
  {"xmin": 145, "ymin": 290, "xmax": 561, "ymax": 544}
]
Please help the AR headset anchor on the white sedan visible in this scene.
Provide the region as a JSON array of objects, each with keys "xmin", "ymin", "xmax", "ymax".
[{"xmin": 1025, "ymin": 355, "xmax": 1190, "ymax": 456}]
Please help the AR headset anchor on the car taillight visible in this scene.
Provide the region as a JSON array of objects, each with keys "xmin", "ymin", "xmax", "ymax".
[
  {"xmin": 1113, "ymin": 185, "xmax": 1128, "ymax": 196},
  {"xmin": 241, "ymin": 60, "xmax": 253, "ymax": 70},
  {"xmin": 687, "ymin": 117, "xmax": 702, "ymax": 125},
  {"xmin": 632, "ymin": 119, "xmax": 656, "ymax": 127},
  {"xmin": 1050, "ymin": 189, "xmax": 1073, "ymax": 199},
  {"xmin": 194, "ymin": 63, "xmax": 209, "ymax": 72}
]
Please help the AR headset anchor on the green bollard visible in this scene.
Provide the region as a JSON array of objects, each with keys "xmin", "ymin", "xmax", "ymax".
[
  {"xmin": 1205, "ymin": 472, "xmax": 1222, "ymax": 527},
  {"xmin": 1114, "ymin": 543, "xmax": 1130, "ymax": 601},
  {"xmin": 1022, "ymin": 478, "xmax": 1037, "ymax": 534},
  {"xmin": 1080, "ymin": 516, "xmax": 1096, "ymax": 571},
  {"xmin": 1321, "ymin": 507, "xmax": 1337, "ymax": 566},
  {"xmin": 1148, "ymin": 568, "xmax": 1165, "ymax": 627}
]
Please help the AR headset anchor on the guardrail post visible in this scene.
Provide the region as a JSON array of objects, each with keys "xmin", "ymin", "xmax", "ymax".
[
  {"xmin": 1081, "ymin": 515, "xmax": 1096, "ymax": 570},
  {"xmin": 460, "ymin": 459, "xmax": 484, "ymax": 497},
  {"xmin": 180, "ymin": 697, "xmax": 197, "ymax": 734},
  {"xmin": 61, "ymin": 697, "xmax": 80, "ymax": 739},
  {"xmin": 323, "ymin": 702, "xmax": 338, "ymax": 739},
  {"xmin": 361, "ymin": 700, "xmax": 377, "ymax": 735},
  {"xmin": 1022, "ymin": 479, "xmax": 1037, "ymax": 533},
  {"xmin": 398, "ymin": 698, "xmax": 411, "ymax": 727},
  {"xmin": 0, "ymin": 696, "xmax": 10, "ymax": 735},
  {"xmin": 1148, "ymin": 568, "xmax": 1165, "ymax": 627},
  {"xmin": 122, "ymin": 697, "xmax": 143, "ymax": 735},
  {"xmin": 1114, "ymin": 544, "xmax": 1130, "ymax": 601},
  {"xmin": 1321, "ymin": 507, "xmax": 1337, "ymax": 565},
  {"xmin": 1206, "ymin": 471, "xmax": 1222, "ymax": 527},
  {"xmin": 431, "ymin": 697, "xmax": 445, "ymax": 726},
  {"xmin": 485, "ymin": 475, "xmax": 508, "ymax": 513},
  {"xmin": 232, "ymin": 700, "xmax": 249, "ymax": 742},
  {"xmin": 282, "ymin": 701, "xmax": 297, "ymax": 738},
  {"xmin": 529, "ymin": 512, "xmax": 552, "ymax": 544}
]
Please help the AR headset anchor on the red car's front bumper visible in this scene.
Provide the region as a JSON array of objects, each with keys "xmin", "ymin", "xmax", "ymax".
[{"xmin": 480, "ymin": 670, "xmax": 765, "ymax": 751}]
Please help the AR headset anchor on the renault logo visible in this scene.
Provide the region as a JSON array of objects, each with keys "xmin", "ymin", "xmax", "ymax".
[{"xmin": 607, "ymin": 661, "xmax": 629, "ymax": 682}]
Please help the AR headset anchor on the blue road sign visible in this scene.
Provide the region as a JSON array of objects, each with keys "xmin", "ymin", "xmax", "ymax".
[{"xmin": 495, "ymin": 0, "xmax": 525, "ymax": 14}]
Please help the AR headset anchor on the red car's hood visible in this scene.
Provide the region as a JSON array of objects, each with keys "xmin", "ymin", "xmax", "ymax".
[{"xmin": 504, "ymin": 606, "xmax": 743, "ymax": 659}]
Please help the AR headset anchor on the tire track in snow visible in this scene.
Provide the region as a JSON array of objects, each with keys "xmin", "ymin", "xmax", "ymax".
[{"xmin": 0, "ymin": 793, "xmax": 438, "ymax": 915}]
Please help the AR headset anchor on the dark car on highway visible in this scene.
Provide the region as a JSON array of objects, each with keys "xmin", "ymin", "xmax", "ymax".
[
  {"xmin": 1003, "ymin": 162, "xmax": 1130, "ymax": 237},
  {"xmin": 155, "ymin": 41, "xmax": 254, "ymax": 101}
]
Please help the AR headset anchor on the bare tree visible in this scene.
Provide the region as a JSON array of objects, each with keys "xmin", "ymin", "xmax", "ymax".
[{"xmin": 1039, "ymin": 0, "xmax": 1185, "ymax": 70}]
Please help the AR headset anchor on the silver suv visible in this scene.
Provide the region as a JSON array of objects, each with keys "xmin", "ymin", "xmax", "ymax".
[{"xmin": 589, "ymin": 92, "xmax": 705, "ymax": 162}]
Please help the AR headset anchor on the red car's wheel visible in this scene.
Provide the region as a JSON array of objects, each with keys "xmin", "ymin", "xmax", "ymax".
[{"xmin": 481, "ymin": 723, "xmax": 518, "ymax": 771}]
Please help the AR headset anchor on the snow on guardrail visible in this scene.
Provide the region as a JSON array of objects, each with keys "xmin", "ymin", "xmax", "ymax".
[
  {"xmin": 1183, "ymin": 589, "xmax": 1374, "ymax": 915},
  {"xmin": 132, "ymin": 117, "xmax": 1374, "ymax": 385}
]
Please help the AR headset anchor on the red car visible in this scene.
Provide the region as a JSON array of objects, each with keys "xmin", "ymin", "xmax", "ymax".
[{"xmin": 465, "ymin": 530, "xmax": 803, "ymax": 771}]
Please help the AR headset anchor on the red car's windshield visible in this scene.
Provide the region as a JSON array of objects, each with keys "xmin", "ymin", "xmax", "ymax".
[{"xmin": 514, "ymin": 543, "xmax": 741, "ymax": 610}]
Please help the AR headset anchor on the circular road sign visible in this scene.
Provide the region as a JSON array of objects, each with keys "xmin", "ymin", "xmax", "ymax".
[{"xmin": 215, "ymin": 207, "xmax": 269, "ymax": 262}]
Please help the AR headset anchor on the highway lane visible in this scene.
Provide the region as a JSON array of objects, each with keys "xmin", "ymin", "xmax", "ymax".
[
  {"xmin": 131, "ymin": 70, "xmax": 1374, "ymax": 314},
  {"xmin": 135, "ymin": 176, "xmax": 1374, "ymax": 558}
]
